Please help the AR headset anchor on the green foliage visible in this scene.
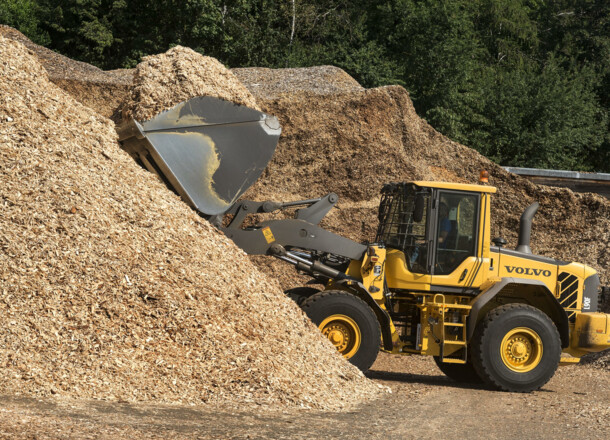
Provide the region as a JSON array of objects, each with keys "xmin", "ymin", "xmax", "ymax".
[
  {"xmin": 283, "ymin": 1, "xmax": 400, "ymax": 87},
  {"xmin": 210, "ymin": 0, "xmax": 289, "ymax": 67},
  {"xmin": 468, "ymin": 60, "xmax": 606, "ymax": 171},
  {"xmin": 380, "ymin": 0, "xmax": 488, "ymax": 139},
  {"xmin": 473, "ymin": 0, "xmax": 539, "ymax": 66},
  {"xmin": 376, "ymin": 0, "xmax": 609, "ymax": 172},
  {"xmin": 533, "ymin": 0, "xmax": 610, "ymax": 172},
  {"xmin": 0, "ymin": 0, "xmax": 607, "ymax": 172},
  {"xmin": 0, "ymin": 0, "xmax": 49, "ymax": 44}
]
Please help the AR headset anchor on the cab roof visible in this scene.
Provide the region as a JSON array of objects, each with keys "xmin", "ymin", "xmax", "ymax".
[{"xmin": 412, "ymin": 181, "xmax": 497, "ymax": 194}]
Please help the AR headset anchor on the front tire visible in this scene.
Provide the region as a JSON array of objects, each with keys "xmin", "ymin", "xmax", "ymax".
[
  {"xmin": 471, "ymin": 304, "xmax": 561, "ymax": 392},
  {"xmin": 301, "ymin": 290, "xmax": 380, "ymax": 372}
]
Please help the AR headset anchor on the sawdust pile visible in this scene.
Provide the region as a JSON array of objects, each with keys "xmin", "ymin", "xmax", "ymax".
[
  {"xmin": 232, "ymin": 70, "xmax": 609, "ymax": 295},
  {"xmin": 120, "ymin": 46, "xmax": 259, "ymax": 122},
  {"xmin": 0, "ymin": 36, "xmax": 382, "ymax": 408}
]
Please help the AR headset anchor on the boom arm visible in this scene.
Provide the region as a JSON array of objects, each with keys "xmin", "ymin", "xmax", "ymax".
[
  {"xmin": 115, "ymin": 97, "xmax": 365, "ymax": 271},
  {"xmin": 219, "ymin": 193, "xmax": 367, "ymax": 261}
]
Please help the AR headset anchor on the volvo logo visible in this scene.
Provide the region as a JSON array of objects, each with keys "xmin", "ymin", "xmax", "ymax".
[{"xmin": 505, "ymin": 266, "xmax": 552, "ymax": 277}]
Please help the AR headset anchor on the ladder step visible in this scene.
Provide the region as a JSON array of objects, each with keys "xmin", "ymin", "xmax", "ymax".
[
  {"xmin": 431, "ymin": 303, "xmax": 472, "ymax": 310},
  {"xmin": 443, "ymin": 323, "xmax": 464, "ymax": 327},
  {"xmin": 443, "ymin": 341, "xmax": 466, "ymax": 346},
  {"xmin": 441, "ymin": 358, "xmax": 467, "ymax": 364}
]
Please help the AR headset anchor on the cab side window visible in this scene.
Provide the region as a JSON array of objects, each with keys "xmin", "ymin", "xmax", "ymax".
[
  {"xmin": 435, "ymin": 192, "xmax": 478, "ymax": 275},
  {"xmin": 404, "ymin": 194, "xmax": 429, "ymax": 274}
]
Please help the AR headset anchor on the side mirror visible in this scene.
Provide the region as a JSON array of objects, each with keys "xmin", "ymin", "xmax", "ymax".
[
  {"xmin": 492, "ymin": 237, "xmax": 507, "ymax": 248},
  {"xmin": 413, "ymin": 195, "xmax": 425, "ymax": 223}
]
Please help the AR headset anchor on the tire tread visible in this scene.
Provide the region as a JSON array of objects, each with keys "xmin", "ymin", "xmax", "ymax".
[
  {"xmin": 301, "ymin": 290, "xmax": 380, "ymax": 372},
  {"xmin": 471, "ymin": 303, "xmax": 560, "ymax": 392}
]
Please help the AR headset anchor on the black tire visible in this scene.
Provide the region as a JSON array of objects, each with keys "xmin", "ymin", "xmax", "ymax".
[
  {"xmin": 301, "ymin": 290, "xmax": 380, "ymax": 372},
  {"xmin": 284, "ymin": 287, "xmax": 320, "ymax": 307},
  {"xmin": 471, "ymin": 304, "xmax": 561, "ymax": 392},
  {"xmin": 433, "ymin": 355, "xmax": 482, "ymax": 384}
]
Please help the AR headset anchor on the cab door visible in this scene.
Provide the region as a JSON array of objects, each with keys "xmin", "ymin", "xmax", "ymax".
[
  {"xmin": 383, "ymin": 187, "xmax": 434, "ymax": 291},
  {"xmin": 430, "ymin": 190, "xmax": 484, "ymax": 292}
]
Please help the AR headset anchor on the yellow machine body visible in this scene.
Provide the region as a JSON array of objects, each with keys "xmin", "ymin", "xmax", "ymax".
[
  {"xmin": 329, "ymin": 181, "xmax": 609, "ymax": 366},
  {"xmin": 568, "ymin": 312, "xmax": 610, "ymax": 356}
]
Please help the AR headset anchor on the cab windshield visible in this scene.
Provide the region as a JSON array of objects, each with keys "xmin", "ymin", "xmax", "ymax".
[{"xmin": 376, "ymin": 184, "xmax": 431, "ymax": 273}]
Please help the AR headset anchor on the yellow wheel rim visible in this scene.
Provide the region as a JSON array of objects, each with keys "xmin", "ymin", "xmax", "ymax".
[
  {"xmin": 500, "ymin": 327, "xmax": 543, "ymax": 372},
  {"xmin": 319, "ymin": 314, "xmax": 361, "ymax": 359}
]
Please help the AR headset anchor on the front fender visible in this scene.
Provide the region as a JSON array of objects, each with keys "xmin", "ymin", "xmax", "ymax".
[{"xmin": 467, "ymin": 277, "xmax": 570, "ymax": 348}]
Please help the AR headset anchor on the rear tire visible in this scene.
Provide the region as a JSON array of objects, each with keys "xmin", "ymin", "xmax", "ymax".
[
  {"xmin": 301, "ymin": 290, "xmax": 380, "ymax": 372},
  {"xmin": 471, "ymin": 304, "xmax": 561, "ymax": 392},
  {"xmin": 433, "ymin": 355, "xmax": 482, "ymax": 384}
]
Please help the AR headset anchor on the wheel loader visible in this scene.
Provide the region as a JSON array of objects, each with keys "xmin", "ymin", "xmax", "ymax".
[{"xmin": 117, "ymin": 96, "xmax": 610, "ymax": 393}]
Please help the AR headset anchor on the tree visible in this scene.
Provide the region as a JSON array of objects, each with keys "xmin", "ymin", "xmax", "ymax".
[
  {"xmin": 0, "ymin": 0, "xmax": 49, "ymax": 45},
  {"xmin": 469, "ymin": 59, "xmax": 606, "ymax": 170},
  {"xmin": 377, "ymin": 0, "xmax": 608, "ymax": 172},
  {"xmin": 283, "ymin": 0, "xmax": 399, "ymax": 86},
  {"xmin": 378, "ymin": 0, "xmax": 489, "ymax": 142}
]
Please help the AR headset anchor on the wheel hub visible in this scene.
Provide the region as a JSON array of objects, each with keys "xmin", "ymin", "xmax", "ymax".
[
  {"xmin": 509, "ymin": 339, "xmax": 529, "ymax": 359},
  {"xmin": 500, "ymin": 327, "xmax": 543, "ymax": 372},
  {"xmin": 326, "ymin": 328, "xmax": 349, "ymax": 350},
  {"xmin": 319, "ymin": 314, "xmax": 362, "ymax": 359}
]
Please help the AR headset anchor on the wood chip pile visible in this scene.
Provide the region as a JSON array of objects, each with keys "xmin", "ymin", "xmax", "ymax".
[
  {"xmin": 120, "ymin": 46, "xmax": 259, "ymax": 122},
  {"xmin": 2, "ymin": 27, "xmax": 606, "ymax": 371},
  {"xmin": 233, "ymin": 66, "xmax": 364, "ymax": 99},
  {"xmin": 0, "ymin": 36, "xmax": 382, "ymax": 408},
  {"xmin": 0, "ymin": 26, "xmax": 133, "ymax": 120}
]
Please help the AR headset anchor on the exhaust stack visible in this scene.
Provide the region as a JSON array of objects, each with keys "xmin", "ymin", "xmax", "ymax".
[{"xmin": 516, "ymin": 202, "xmax": 539, "ymax": 254}]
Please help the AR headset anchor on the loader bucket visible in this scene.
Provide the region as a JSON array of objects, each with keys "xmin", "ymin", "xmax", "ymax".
[{"xmin": 116, "ymin": 96, "xmax": 281, "ymax": 216}]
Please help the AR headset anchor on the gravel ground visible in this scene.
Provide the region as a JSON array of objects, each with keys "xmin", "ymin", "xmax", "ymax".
[{"xmin": 0, "ymin": 354, "xmax": 607, "ymax": 440}]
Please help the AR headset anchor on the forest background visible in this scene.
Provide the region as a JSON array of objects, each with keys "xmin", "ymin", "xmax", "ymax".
[{"xmin": 2, "ymin": 0, "xmax": 608, "ymax": 172}]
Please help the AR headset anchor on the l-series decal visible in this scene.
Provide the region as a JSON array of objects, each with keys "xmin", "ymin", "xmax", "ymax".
[{"xmin": 505, "ymin": 266, "xmax": 552, "ymax": 277}]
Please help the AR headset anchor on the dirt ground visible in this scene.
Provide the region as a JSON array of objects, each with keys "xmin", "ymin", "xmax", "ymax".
[{"xmin": 0, "ymin": 354, "xmax": 607, "ymax": 440}]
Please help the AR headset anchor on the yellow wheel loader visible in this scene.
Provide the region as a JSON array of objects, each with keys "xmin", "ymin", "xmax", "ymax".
[{"xmin": 117, "ymin": 97, "xmax": 610, "ymax": 393}]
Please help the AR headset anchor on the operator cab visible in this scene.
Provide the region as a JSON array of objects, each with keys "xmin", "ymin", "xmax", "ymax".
[{"xmin": 376, "ymin": 181, "xmax": 496, "ymax": 291}]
